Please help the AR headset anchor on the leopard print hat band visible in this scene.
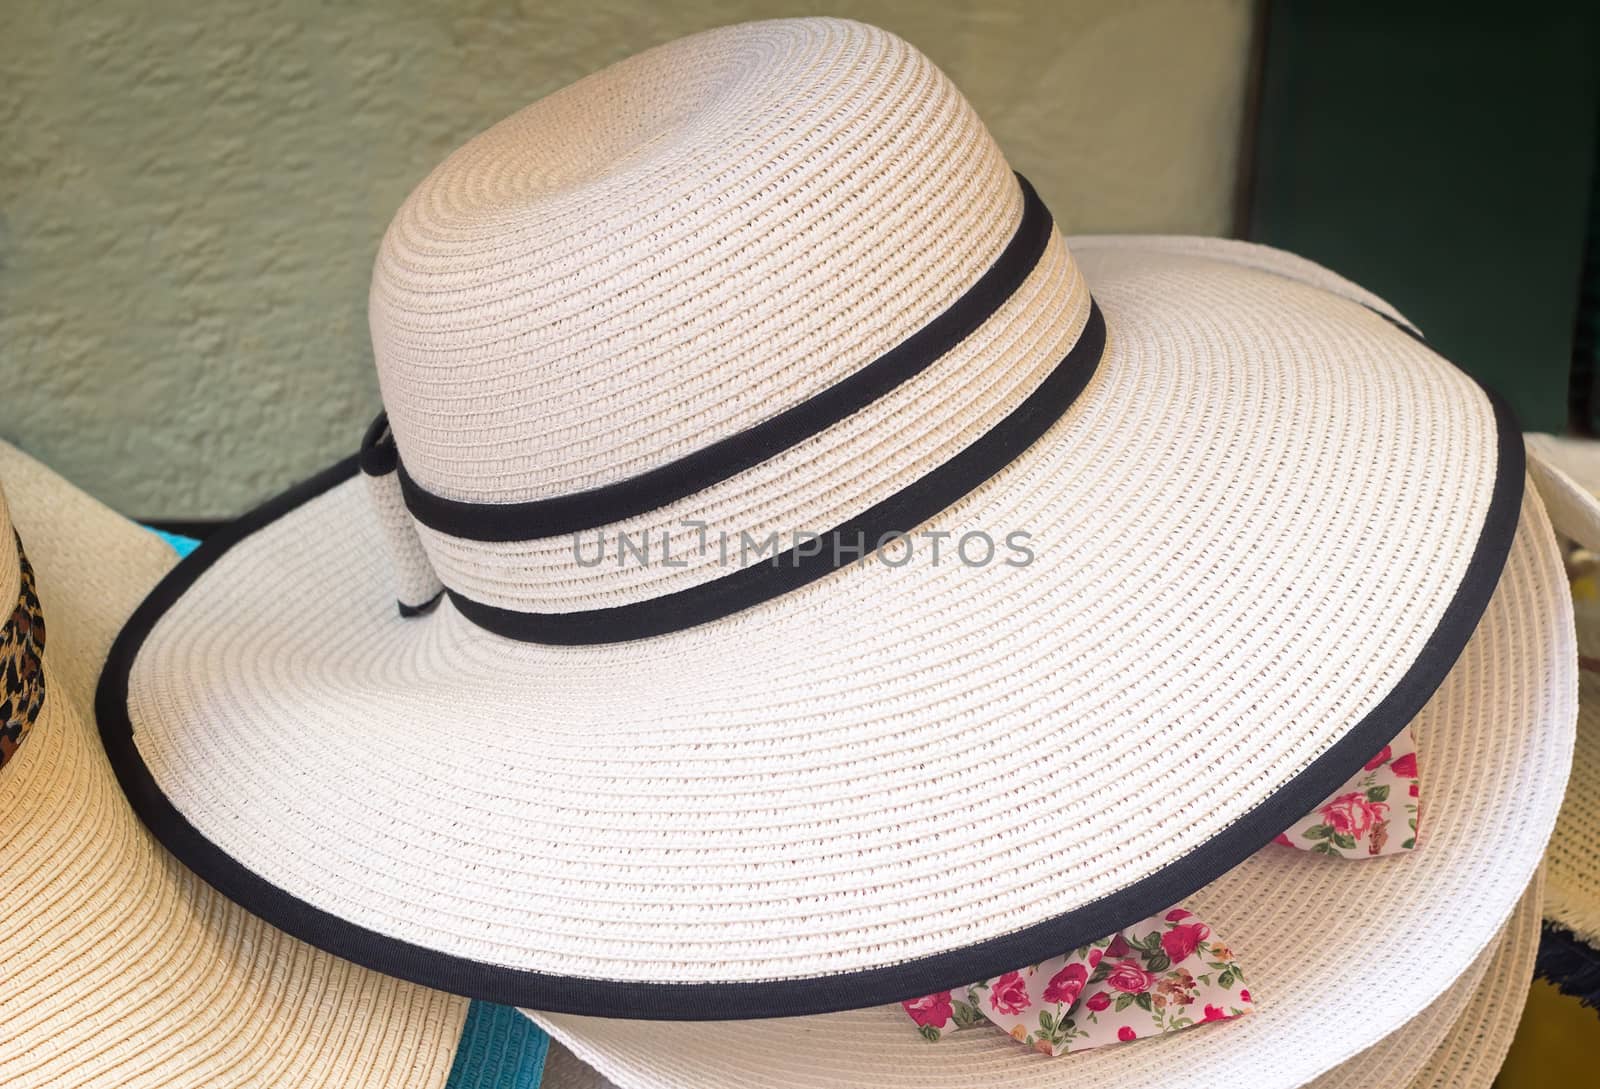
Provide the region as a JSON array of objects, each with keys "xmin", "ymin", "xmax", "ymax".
[{"xmin": 0, "ymin": 531, "xmax": 46, "ymax": 771}]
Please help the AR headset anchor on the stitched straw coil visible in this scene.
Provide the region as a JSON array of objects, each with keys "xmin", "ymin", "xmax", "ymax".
[
  {"xmin": 1311, "ymin": 870, "xmax": 1540, "ymax": 1089},
  {"xmin": 111, "ymin": 237, "xmax": 1518, "ymax": 988},
  {"xmin": 1521, "ymin": 433, "xmax": 1600, "ymax": 948},
  {"xmin": 0, "ymin": 443, "xmax": 470, "ymax": 1089}
]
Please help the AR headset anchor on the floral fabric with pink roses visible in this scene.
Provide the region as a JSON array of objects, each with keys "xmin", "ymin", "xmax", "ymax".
[
  {"xmin": 902, "ymin": 909, "xmax": 1252, "ymax": 1057},
  {"xmin": 900, "ymin": 729, "xmax": 1422, "ymax": 1056},
  {"xmin": 1273, "ymin": 725, "xmax": 1421, "ymax": 858}
]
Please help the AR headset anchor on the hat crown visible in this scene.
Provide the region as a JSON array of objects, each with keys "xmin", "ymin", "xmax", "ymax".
[{"xmin": 369, "ymin": 17, "xmax": 1034, "ymax": 507}]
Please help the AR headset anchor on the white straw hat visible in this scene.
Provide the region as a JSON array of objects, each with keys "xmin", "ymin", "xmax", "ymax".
[
  {"xmin": 99, "ymin": 18, "xmax": 1554, "ymax": 1025},
  {"xmin": 1522, "ymin": 433, "xmax": 1600, "ymax": 953},
  {"xmin": 531, "ymin": 230, "xmax": 1559, "ymax": 1084},
  {"xmin": 525, "ymin": 452, "xmax": 1570, "ymax": 1085},
  {"xmin": 1389, "ymin": 877, "xmax": 1541, "ymax": 1089},
  {"xmin": 534, "ymin": 872, "xmax": 1543, "ymax": 1089},
  {"xmin": 0, "ymin": 442, "xmax": 487, "ymax": 1088},
  {"xmin": 1313, "ymin": 872, "xmax": 1541, "ymax": 1089}
]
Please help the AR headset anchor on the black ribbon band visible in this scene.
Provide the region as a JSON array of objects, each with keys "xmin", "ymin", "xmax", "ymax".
[
  {"xmin": 391, "ymin": 173, "xmax": 1057, "ymax": 542},
  {"xmin": 358, "ymin": 412, "xmax": 400, "ymax": 478},
  {"xmin": 449, "ymin": 300, "xmax": 1105, "ymax": 644}
]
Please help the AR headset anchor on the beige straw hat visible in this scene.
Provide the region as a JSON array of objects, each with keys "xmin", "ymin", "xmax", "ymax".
[
  {"xmin": 0, "ymin": 442, "xmax": 480, "ymax": 1088},
  {"xmin": 97, "ymin": 20, "xmax": 1565, "ymax": 1051}
]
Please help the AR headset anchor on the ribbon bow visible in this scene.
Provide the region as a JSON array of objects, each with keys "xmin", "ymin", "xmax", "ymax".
[
  {"xmin": 1273, "ymin": 725, "xmax": 1420, "ymax": 857},
  {"xmin": 903, "ymin": 726, "xmax": 1423, "ymax": 1056},
  {"xmin": 904, "ymin": 909, "xmax": 1250, "ymax": 1057}
]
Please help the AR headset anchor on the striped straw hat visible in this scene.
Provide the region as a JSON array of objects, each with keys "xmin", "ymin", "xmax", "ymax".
[
  {"xmin": 96, "ymin": 26, "xmax": 1571, "ymax": 1076},
  {"xmin": 0, "ymin": 441, "xmax": 540, "ymax": 1088}
]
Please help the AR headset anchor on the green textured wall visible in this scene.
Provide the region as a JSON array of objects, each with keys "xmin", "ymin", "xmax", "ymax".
[
  {"xmin": 1248, "ymin": 2, "xmax": 1598, "ymax": 434},
  {"xmin": 1, "ymin": 0, "xmax": 1255, "ymax": 517}
]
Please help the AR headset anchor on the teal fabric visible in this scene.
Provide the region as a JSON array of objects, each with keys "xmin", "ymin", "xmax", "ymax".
[
  {"xmin": 147, "ymin": 528, "xmax": 200, "ymax": 558},
  {"xmin": 443, "ymin": 1003, "xmax": 549, "ymax": 1089},
  {"xmin": 142, "ymin": 529, "xmax": 551, "ymax": 1088}
]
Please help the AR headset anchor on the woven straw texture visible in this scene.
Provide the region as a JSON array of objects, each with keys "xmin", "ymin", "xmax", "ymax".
[
  {"xmin": 1077, "ymin": 245, "xmax": 1533, "ymax": 1088},
  {"xmin": 0, "ymin": 442, "xmax": 472, "ymax": 1089},
  {"xmin": 525, "ymin": 470, "xmax": 1572, "ymax": 1085},
  {"xmin": 373, "ymin": 18, "xmax": 1024, "ymax": 505},
  {"xmin": 120, "ymin": 223, "xmax": 1515, "ymax": 994},
  {"xmin": 1311, "ymin": 872, "xmax": 1540, "ymax": 1089},
  {"xmin": 367, "ymin": 466, "xmax": 445, "ymax": 609},
  {"xmin": 376, "ymin": 18, "xmax": 1090, "ymax": 614},
  {"xmin": 443, "ymin": 1001, "xmax": 550, "ymax": 1089},
  {"xmin": 1548, "ymin": 594, "xmax": 1600, "ymax": 947},
  {"xmin": 535, "ymin": 876, "xmax": 1542, "ymax": 1089},
  {"xmin": 1399, "ymin": 875, "xmax": 1541, "ymax": 1089},
  {"xmin": 534, "ymin": 290, "xmax": 1552, "ymax": 1081},
  {"xmin": 1526, "ymin": 434, "xmax": 1600, "ymax": 557},
  {"xmin": 1069, "ymin": 234, "xmax": 1415, "ymax": 329},
  {"xmin": 1524, "ymin": 434, "xmax": 1600, "ymax": 946},
  {"xmin": 363, "ymin": 18, "xmax": 1501, "ymax": 631}
]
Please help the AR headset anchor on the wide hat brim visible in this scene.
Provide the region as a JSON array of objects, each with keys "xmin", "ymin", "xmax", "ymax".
[
  {"xmin": 100, "ymin": 238, "xmax": 1548, "ymax": 1018},
  {"xmin": 0, "ymin": 443, "xmax": 474, "ymax": 1089},
  {"xmin": 1373, "ymin": 873, "xmax": 1541, "ymax": 1089},
  {"xmin": 1551, "ymin": 598, "xmax": 1600, "ymax": 948},
  {"xmin": 533, "ymin": 873, "xmax": 1543, "ymax": 1089},
  {"xmin": 1521, "ymin": 434, "xmax": 1600, "ymax": 949},
  {"xmin": 523, "ymin": 466, "xmax": 1568, "ymax": 1084}
]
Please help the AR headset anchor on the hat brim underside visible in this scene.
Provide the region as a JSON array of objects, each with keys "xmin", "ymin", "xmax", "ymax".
[
  {"xmin": 100, "ymin": 247, "xmax": 1547, "ymax": 1019},
  {"xmin": 0, "ymin": 444, "xmax": 469, "ymax": 1089}
]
